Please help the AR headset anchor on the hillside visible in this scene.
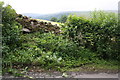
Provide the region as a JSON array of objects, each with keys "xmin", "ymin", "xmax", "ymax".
[
  {"xmin": 23, "ymin": 10, "xmax": 117, "ymax": 20},
  {"xmin": 23, "ymin": 11, "xmax": 91, "ymax": 20}
]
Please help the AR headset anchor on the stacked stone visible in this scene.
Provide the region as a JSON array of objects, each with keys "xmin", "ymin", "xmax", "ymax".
[{"xmin": 16, "ymin": 14, "xmax": 61, "ymax": 34}]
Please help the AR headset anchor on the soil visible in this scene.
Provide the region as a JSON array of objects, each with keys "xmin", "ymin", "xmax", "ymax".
[{"xmin": 2, "ymin": 69, "xmax": 119, "ymax": 78}]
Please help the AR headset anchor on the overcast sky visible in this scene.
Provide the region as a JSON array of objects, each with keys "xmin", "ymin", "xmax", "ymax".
[{"xmin": 1, "ymin": 0, "xmax": 119, "ymax": 14}]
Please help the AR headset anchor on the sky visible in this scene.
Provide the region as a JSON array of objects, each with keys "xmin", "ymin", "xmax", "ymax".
[{"xmin": 1, "ymin": 0, "xmax": 120, "ymax": 14}]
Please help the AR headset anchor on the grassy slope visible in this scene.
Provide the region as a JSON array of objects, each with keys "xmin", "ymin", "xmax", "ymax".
[{"xmin": 36, "ymin": 19, "xmax": 60, "ymax": 26}]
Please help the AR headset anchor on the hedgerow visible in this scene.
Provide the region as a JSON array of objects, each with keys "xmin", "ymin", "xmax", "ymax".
[{"xmin": 65, "ymin": 11, "xmax": 119, "ymax": 60}]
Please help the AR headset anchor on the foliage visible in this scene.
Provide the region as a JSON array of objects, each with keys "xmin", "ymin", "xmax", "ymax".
[
  {"xmin": 1, "ymin": 2, "xmax": 22, "ymax": 69},
  {"xmin": 3, "ymin": 31, "xmax": 97, "ymax": 71},
  {"xmin": 1, "ymin": 1, "xmax": 118, "ymax": 76},
  {"xmin": 2, "ymin": 4, "xmax": 22, "ymax": 49},
  {"xmin": 65, "ymin": 11, "xmax": 118, "ymax": 60}
]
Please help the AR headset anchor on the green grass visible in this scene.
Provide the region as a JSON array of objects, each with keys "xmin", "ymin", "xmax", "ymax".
[
  {"xmin": 61, "ymin": 60, "xmax": 118, "ymax": 72},
  {"xmin": 37, "ymin": 19, "xmax": 61, "ymax": 26}
]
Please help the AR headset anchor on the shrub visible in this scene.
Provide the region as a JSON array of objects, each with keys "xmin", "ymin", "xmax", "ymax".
[
  {"xmin": 65, "ymin": 11, "xmax": 118, "ymax": 60},
  {"xmin": 1, "ymin": 2, "xmax": 22, "ymax": 68},
  {"xmin": 2, "ymin": 3, "xmax": 22, "ymax": 51}
]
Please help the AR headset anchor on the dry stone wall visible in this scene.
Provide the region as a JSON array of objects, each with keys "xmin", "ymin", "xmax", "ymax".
[{"xmin": 16, "ymin": 14, "xmax": 61, "ymax": 34}]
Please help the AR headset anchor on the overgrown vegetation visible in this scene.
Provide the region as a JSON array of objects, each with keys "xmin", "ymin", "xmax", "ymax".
[{"xmin": 1, "ymin": 1, "xmax": 119, "ymax": 76}]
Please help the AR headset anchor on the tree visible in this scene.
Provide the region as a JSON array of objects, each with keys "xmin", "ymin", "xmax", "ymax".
[
  {"xmin": 1, "ymin": 2, "xmax": 22, "ymax": 54},
  {"xmin": 59, "ymin": 15, "xmax": 67, "ymax": 23},
  {"xmin": 50, "ymin": 17, "xmax": 58, "ymax": 22}
]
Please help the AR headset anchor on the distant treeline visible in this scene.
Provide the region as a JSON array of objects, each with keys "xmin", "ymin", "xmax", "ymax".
[{"xmin": 50, "ymin": 15, "xmax": 67, "ymax": 23}]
